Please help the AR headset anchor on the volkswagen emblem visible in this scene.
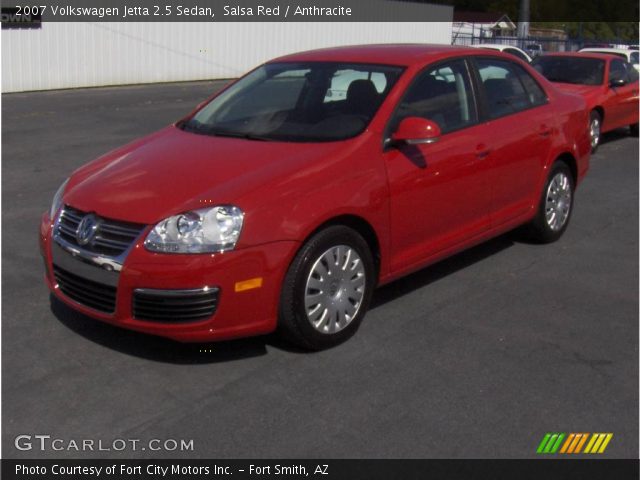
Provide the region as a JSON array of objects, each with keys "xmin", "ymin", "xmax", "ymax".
[{"xmin": 76, "ymin": 214, "xmax": 99, "ymax": 246}]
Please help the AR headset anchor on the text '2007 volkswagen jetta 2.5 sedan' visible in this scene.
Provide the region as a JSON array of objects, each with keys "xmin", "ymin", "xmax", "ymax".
[{"xmin": 40, "ymin": 45, "xmax": 591, "ymax": 350}]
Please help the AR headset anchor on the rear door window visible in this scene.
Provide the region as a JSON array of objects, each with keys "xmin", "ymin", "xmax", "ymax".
[
  {"xmin": 475, "ymin": 57, "xmax": 547, "ymax": 119},
  {"xmin": 609, "ymin": 59, "xmax": 628, "ymax": 83}
]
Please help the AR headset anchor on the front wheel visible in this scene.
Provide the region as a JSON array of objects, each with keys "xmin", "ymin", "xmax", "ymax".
[
  {"xmin": 279, "ymin": 226, "xmax": 375, "ymax": 350},
  {"xmin": 630, "ymin": 123, "xmax": 638, "ymax": 137},
  {"xmin": 525, "ymin": 161, "xmax": 575, "ymax": 244}
]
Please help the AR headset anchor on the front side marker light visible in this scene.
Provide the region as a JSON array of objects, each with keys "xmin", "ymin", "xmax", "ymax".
[{"xmin": 235, "ymin": 277, "xmax": 263, "ymax": 292}]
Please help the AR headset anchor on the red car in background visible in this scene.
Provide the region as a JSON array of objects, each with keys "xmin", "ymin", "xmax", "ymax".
[
  {"xmin": 532, "ymin": 52, "xmax": 639, "ymax": 151},
  {"xmin": 41, "ymin": 45, "xmax": 591, "ymax": 349}
]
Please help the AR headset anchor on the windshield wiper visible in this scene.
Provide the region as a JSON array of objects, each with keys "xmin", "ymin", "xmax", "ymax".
[
  {"xmin": 181, "ymin": 122, "xmax": 273, "ymax": 141},
  {"xmin": 208, "ymin": 130, "xmax": 273, "ymax": 142},
  {"xmin": 180, "ymin": 120, "xmax": 212, "ymax": 133}
]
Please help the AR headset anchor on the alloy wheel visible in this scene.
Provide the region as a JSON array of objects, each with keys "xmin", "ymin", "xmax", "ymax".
[
  {"xmin": 545, "ymin": 172, "xmax": 572, "ymax": 231},
  {"xmin": 590, "ymin": 117, "xmax": 601, "ymax": 149},
  {"xmin": 304, "ymin": 245, "xmax": 366, "ymax": 334}
]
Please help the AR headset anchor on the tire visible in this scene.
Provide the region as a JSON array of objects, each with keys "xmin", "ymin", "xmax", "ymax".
[
  {"xmin": 630, "ymin": 123, "xmax": 639, "ymax": 137},
  {"xmin": 525, "ymin": 161, "xmax": 575, "ymax": 244},
  {"xmin": 589, "ymin": 110, "xmax": 602, "ymax": 153},
  {"xmin": 278, "ymin": 225, "xmax": 375, "ymax": 350}
]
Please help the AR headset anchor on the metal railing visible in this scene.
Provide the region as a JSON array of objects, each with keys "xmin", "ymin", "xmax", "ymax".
[{"xmin": 452, "ymin": 34, "xmax": 638, "ymax": 55}]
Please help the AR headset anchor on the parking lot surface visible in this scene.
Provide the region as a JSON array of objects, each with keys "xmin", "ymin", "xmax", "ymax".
[{"xmin": 2, "ymin": 81, "xmax": 638, "ymax": 458}]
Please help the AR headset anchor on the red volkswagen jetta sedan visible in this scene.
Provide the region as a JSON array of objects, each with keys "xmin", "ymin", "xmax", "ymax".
[{"xmin": 40, "ymin": 45, "xmax": 591, "ymax": 350}]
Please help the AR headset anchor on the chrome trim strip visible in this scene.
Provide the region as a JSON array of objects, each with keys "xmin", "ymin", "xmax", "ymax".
[
  {"xmin": 51, "ymin": 241, "xmax": 119, "ymax": 287},
  {"xmin": 134, "ymin": 287, "xmax": 219, "ymax": 297}
]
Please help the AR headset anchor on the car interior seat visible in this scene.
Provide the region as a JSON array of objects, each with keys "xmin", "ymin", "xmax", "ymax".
[{"xmin": 344, "ymin": 79, "xmax": 380, "ymax": 117}]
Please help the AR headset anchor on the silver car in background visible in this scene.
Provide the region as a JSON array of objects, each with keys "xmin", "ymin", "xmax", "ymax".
[
  {"xmin": 579, "ymin": 47, "xmax": 640, "ymax": 71},
  {"xmin": 472, "ymin": 43, "xmax": 532, "ymax": 62}
]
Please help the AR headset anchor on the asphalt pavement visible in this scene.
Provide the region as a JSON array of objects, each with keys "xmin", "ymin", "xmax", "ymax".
[{"xmin": 2, "ymin": 81, "xmax": 638, "ymax": 459}]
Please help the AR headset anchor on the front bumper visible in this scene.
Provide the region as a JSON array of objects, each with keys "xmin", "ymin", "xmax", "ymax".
[{"xmin": 40, "ymin": 213, "xmax": 299, "ymax": 342}]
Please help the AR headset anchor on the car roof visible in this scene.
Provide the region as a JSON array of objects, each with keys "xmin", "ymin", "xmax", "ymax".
[
  {"xmin": 473, "ymin": 44, "xmax": 529, "ymax": 53},
  {"xmin": 538, "ymin": 52, "xmax": 616, "ymax": 61},
  {"xmin": 271, "ymin": 44, "xmax": 488, "ymax": 66},
  {"xmin": 580, "ymin": 48, "xmax": 636, "ymax": 54},
  {"xmin": 472, "ymin": 44, "xmax": 507, "ymax": 49}
]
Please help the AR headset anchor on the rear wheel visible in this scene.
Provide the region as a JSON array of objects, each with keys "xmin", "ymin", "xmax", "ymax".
[
  {"xmin": 525, "ymin": 161, "xmax": 575, "ymax": 243},
  {"xmin": 279, "ymin": 226, "xmax": 375, "ymax": 350},
  {"xmin": 589, "ymin": 110, "xmax": 602, "ymax": 152},
  {"xmin": 630, "ymin": 123, "xmax": 638, "ymax": 136}
]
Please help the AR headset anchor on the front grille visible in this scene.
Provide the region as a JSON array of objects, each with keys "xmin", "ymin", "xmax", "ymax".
[
  {"xmin": 53, "ymin": 265, "xmax": 117, "ymax": 313},
  {"xmin": 133, "ymin": 288, "xmax": 219, "ymax": 323},
  {"xmin": 57, "ymin": 206, "xmax": 146, "ymax": 257}
]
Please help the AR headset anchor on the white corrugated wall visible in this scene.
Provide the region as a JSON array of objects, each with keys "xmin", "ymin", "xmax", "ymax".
[{"xmin": 1, "ymin": 22, "xmax": 452, "ymax": 92}]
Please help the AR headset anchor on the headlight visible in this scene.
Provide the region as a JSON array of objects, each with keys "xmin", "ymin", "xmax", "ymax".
[
  {"xmin": 50, "ymin": 178, "xmax": 69, "ymax": 220},
  {"xmin": 144, "ymin": 206, "xmax": 244, "ymax": 253}
]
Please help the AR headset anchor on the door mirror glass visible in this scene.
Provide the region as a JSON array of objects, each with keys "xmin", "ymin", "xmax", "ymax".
[
  {"xmin": 609, "ymin": 78, "xmax": 626, "ymax": 88},
  {"xmin": 392, "ymin": 117, "xmax": 441, "ymax": 145}
]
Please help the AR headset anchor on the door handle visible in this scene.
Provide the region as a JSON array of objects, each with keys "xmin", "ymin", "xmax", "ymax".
[
  {"xmin": 538, "ymin": 125, "xmax": 552, "ymax": 137},
  {"xmin": 475, "ymin": 146, "xmax": 491, "ymax": 159}
]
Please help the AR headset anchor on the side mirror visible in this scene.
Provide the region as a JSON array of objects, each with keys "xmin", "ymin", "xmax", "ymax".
[
  {"xmin": 609, "ymin": 78, "xmax": 626, "ymax": 88},
  {"xmin": 391, "ymin": 117, "xmax": 442, "ymax": 145}
]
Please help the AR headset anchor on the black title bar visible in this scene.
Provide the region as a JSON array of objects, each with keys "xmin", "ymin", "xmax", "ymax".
[
  {"xmin": 2, "ymin": 459, "xmax": 639, "ymax": 480},
  {"xmin": 0, "ymin": 1, "xmax": 452, "ymax": 22},
  {"xmin": 0, "ymin": 1, "xmax": 638, "ymax": 22}
]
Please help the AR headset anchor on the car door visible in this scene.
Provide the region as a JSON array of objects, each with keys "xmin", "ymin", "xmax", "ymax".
[
  {"xmin": 604, "ymin": 59, "xmax": 639, "ymax": 130},
  {"xmin": 382, "ymin": 58, "xmax": 493, "ymax": 273},
  {"xmin": 471, "ymin": 56, "xmax": 555, "ymax": 226}
]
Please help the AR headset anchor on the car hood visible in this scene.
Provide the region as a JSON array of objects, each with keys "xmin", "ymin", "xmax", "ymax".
[{"xmin": 64, "ymin": 126, "xmax": 357, "ymax": 224}]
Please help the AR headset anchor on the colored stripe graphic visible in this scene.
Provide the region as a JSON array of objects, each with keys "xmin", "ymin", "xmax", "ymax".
[
  {"xmin": 559, "ymin": 433, "xmax": 575, "ymax": 453},
  {"xmin": 543, "ymin": 434, "xmax": 558, "ymax": 453},
  {"xmin": 538, "ymin": 433, "xmax": 613, "ymax": 454},
  {"xmin": 550, "ymin": 433, "xmax": 565, "ymax": 453},
  {"xmin": 597, "ymin": 434, "xmax": 613, "ymax": 453},
  {"xmin": 537, "ymin": 434, "xmax": 551, "ymax": 453},
  {"xmin": 567, "ymin": 433, "xmax": 581, "ymax": 453},
  {"xmin": 574, "ymin": 433, "xmax": 589, "ymax": 453},
  {"xmin": 584, "ymin": 433, "xmax": 598, "ymax": 453},
  {"xmin": 537, "ymin": 433, "xmax": 564, "ymax": 454},
  {"xmin": 584, "ymin": 433, "xmax": 613, "ymax": 454}
]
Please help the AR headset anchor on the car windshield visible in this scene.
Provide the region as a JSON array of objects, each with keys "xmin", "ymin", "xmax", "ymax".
[
  {"xmin": 531, "ymin": 56, "xmax": 605, "ymax": 85},
  {"xmin": 181, "ymin": 62, "xmax": 404, "ymax": 142}
]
